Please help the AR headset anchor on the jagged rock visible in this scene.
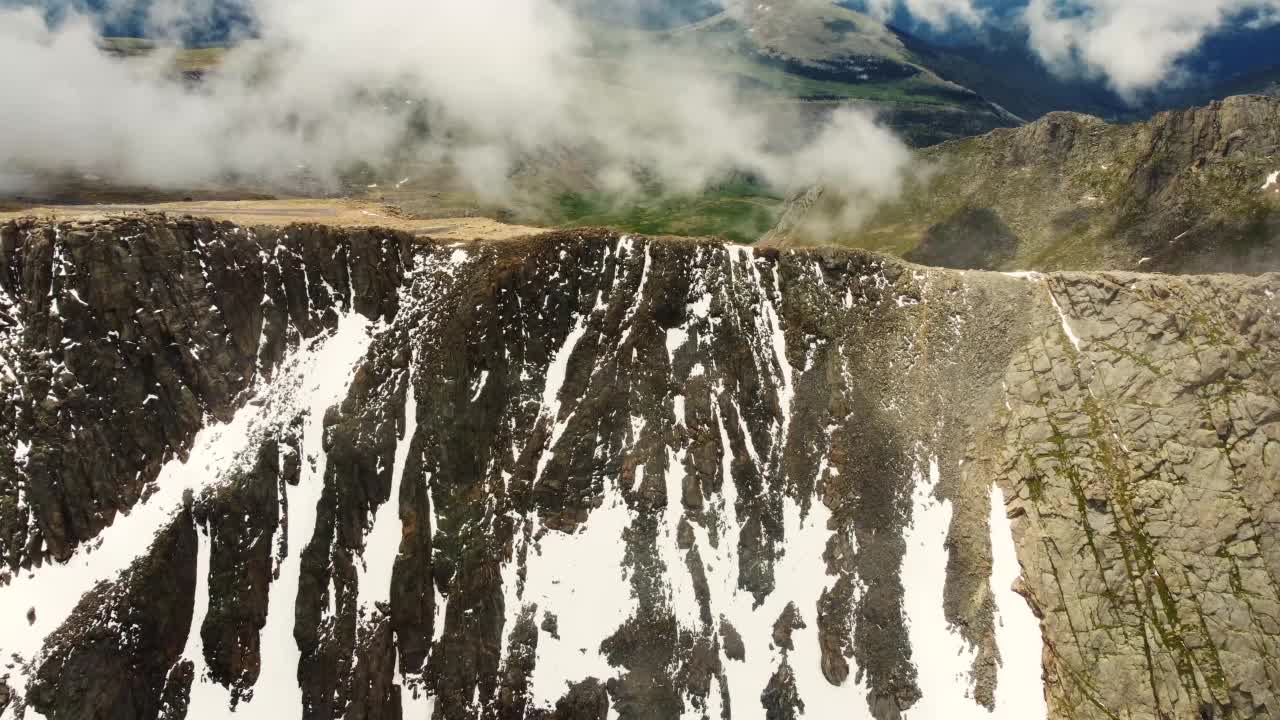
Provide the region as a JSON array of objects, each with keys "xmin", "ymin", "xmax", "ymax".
[
  {"xmin": 157, "ymin": 660, "xmax": 194, "ymax": 720},
  {"xmin": 495, "ymin": 605, "xmax": 540, "ymax": 720},
  {"xmin": 550, "ymin": 678, "xmax": 610, "ymax": 720},
  {"xmin": 720, "ymin": 618, "xmax": 746, "ymax": 662},
  {"xmin": 772, "ymin": 602, "xmax": 807, "ymax": 651},
  {"xmin": 198, "ymin": 438, "xmax": 281, "ymax": 699},
  {"xmin": 344, "ymin": 614, "xmax": 400, "ymax": 720},
  {"xmin": 540, "ymin": 612, "xmax": 559, "ymax": 640},
  {"xmin": 761, "ymin": 662, "xmax": 804, "ymax": 720},
  {"xmin": 26, "ymin": 509, "xmax": 197, "ymax": 719}
]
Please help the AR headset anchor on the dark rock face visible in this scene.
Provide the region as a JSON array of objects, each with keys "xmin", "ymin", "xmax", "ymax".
[
  {"xmin": 27, "ymin": 508, "xmax": 197, "ymax": 719},
  {"xmin": 0, "ymin": 217, "xmax": 1276, "ymax": 720},
  {"xmin": 198, "ymin": 440, "xmax": 282, "ymax": 699},
  {"xmin": 158, "ymin": 660, "xmax": 195, "ymax": 720},
  {"xmin": 761, "ymin": 662, "xmax": 803, "ymax": 720},
  {"xmin": 550, "ymin": 678, "xmax": 610, "ymax": 720},
  {"xmin": 772, "ymin": 603, "xmax": 806, "ymax": 652}
]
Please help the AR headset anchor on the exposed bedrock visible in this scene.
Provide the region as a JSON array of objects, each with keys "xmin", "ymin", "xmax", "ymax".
[{"xmin": 0, "ymin": 217, "xmax": 1276, "ymax": 720}]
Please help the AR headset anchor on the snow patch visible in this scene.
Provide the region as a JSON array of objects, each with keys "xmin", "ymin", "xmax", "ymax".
[
  {"xmin": 734, "ymin": 248, "xmax": 793, "ymax": 467},
  {"xmin": 661, "ymin": 446, "xmax": 701, "ymax": 629},
  {"xmin": 764, "ymin": 265, "xmax": 794, "ymax": 448},
  {"xmin": 631, "ymin": 463, "xmax": 646, "ymax": 494},
  {"xmin": 1003, "ymin": 274, "xmax": 1084, "ymax": 352},
  {"xmin": 665, "ymin": 325, "xmax": 690, "ymax": 363},
  {"xmin": 690, "ymin": 291, "xmax": 713, "ymax": 319},
  {"xmin": 180, "ymin": 523, "xmax": 228, "ymax": 713},
  {"xmin": 210, "ymin": 314, "xmax": 377, "ymax": 719},
  {"xmin": 897, "ymin": 470, "xmax": 1049, "ymax": 718},
  {"xmin": 470, "ymin": 369, "xmax": 490, "ymax": 402},
  {"xmin": 617, "ymin": 239, "xmax": 649, "ymax": 347},
  {"xmin": 13, "ymin": 440, "xmax": 30, "ymax": 468},
  {"xmin": 902, "ymin": 456, "xmax": 980, "ymax": 718},
  {"xmin": 988, "ymin": 485, "xmax": 1048, "ymax": 718},
  {"xmin": 517, "ymin": 480, "xmax": 636, "ymax": 709},
  {"xmin": 356, "ymin": 372, "xmax": 417, "ymax": 608},
  {"xmin": 757, "ymin": 482, "xmax": 872, "ymax": 719},
  {"xmin": 533, "ymin": 312, "xmax": 589, "ymax": 484},
  {"xmin": 700, "ymin": 394, "xmax": 874, "ymax": 720}
]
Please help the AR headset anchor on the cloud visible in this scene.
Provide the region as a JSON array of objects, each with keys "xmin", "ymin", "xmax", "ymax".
[
  {"xmin": 0, "ymin": 4, "xmax": 406, "ymax": 190},
  {"xmin": 0, "ymin": 0, "xmax": 915, "ymax": 229},
  {"xmin": 1023, "ymin": 0, "xmax": 1280, "ymax": 97},
  {"xmin": 861, "ymin": 0, "xmax": 985, "ymax": 29}
]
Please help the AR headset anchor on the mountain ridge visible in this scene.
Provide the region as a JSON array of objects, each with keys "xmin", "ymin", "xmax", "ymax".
[
  {"xmin": 774, "ymin": 93, "xmax": 1280, "ymax": 272},
  {"xmin": 1, "ymin": 216, "xmax": 1277, "ymax": 719}
]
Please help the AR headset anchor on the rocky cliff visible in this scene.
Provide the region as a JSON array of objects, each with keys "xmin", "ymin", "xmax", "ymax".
[
  {"xmin": 0, "ymin": 216, "xmax": 1276, "ymax": 720},
  {"xmin": 773, "ymin": 94, "xmax": 1280, "ymax": 274}
]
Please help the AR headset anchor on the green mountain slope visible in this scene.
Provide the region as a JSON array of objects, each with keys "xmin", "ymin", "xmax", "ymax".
[
  {"xmin": 656, "ymin": 0, "xmax": 1022, "ymax": 144},
  {"xmin": 771, "ymin": 94, "xmax": 1280, "ymax": 273}
]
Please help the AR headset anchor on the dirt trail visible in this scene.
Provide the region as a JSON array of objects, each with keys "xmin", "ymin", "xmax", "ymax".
[{"xmin": 0, "ymin": 198, "xmax": 547, "ymax": 242}]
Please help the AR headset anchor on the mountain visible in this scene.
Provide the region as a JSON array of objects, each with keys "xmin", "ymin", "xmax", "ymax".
[
  {"xmin": 659, "ymin": 0, "xmax": 1024, "ymax": 145},
  {"xmin": 771, "ymin": 94, "xmax": 1280, "ymax": 273},
  {"xmin": 569, "ymin": 0, "xmax": 723, "ymax": 29},
  {"xmin": 1, "ymin": 216, "xmax": 1278, "ymax": 719}
]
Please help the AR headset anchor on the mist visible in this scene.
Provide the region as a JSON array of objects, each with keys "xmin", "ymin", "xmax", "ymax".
[{"xmin": 0, "ymin": 0, "xmax": 914, "ymax": 220}]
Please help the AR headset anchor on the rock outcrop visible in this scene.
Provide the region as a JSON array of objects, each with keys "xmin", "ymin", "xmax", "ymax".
[
  {"xmin": 0, "ymin": 216, "xmax": 1276, "ymax": 720},
  {"xmin": 984, "ymin": 273, "xmax": 1280, "ymax": 718}
]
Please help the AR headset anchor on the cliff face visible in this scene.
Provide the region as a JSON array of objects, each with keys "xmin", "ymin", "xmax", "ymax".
[
  {"xmin": 779, "ymin": 94, "xmax": 1280, "ymax": 274},
  {"xmin": 0, "ymin": 217, "xmax": 408, "ymax": 568},
  {"xmin": 0, "ymin": 217, "xmax": 1277, "ymax": 720}
]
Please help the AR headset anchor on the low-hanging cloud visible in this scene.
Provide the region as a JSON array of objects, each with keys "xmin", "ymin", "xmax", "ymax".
[
  {"xmin": 1023, "ymin": 0, "xmax": 1280, "ymax": 98},
  {"xmin": 0, "ymin": 0, "xmax": 914, "ymax": 220}
]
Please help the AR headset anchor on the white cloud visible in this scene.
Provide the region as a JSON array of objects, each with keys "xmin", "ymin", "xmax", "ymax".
[
  {"xmin": 1024, "ymin": 0, "xmax": 1280, "ymax": 97},
  {"xmin": 862, "ymin": 0, "xmax": 985, "ymax": 29},
  {"xmin": 0, "ymin": 0, "xmax": 915, "ymax": 225}
]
